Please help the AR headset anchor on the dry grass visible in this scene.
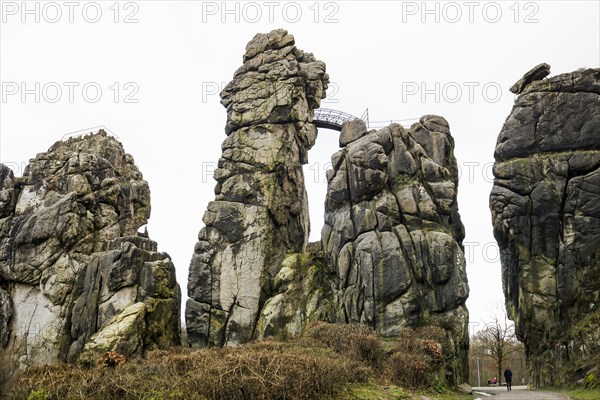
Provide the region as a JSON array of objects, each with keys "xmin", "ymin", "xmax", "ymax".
[
  {"xmin": 3, "ymin": 323, "xmax": 450, "ymax": 399},
  {"xmin": 4, "ymin": 340, "xmax": 370, "ymax": 400}
]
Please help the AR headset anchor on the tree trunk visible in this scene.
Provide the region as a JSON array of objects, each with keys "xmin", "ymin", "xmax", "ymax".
[{"xmin": 497, "ymin": 359, "xmax": 503, "ymax": 385}]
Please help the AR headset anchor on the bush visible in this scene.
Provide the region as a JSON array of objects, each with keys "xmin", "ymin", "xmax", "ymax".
[
  {"xmin": 413, "ymin": 326, "xmax": 447, "ymax": 344},
  {"xmin": 98, "ymin": 352, "xmax": 127, "ymax": 368},
  {"xmin": 386, "ymin": 326, "xmax": 447, "ymax": 390},
  {"xmin": 421, "ymin": 339, "xmax": 444, "ymax": 365},
  {"xmin": 388, "ymin": 351, "xmax": 431, "ymax": 389},
  {"xmin": 305, "ymin": 322, "xmax": 385, "ymax": 369},
  {"xmin": 4, "ymin": 323, "xmax": 452, "ymax": 398}
]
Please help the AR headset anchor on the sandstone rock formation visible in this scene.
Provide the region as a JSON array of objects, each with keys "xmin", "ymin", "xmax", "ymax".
[
  {"xmin": 0, "ymin": 131, "xmax": 180, "ymax": 368},
  {"xmin": 323, "ymin": 116, "xmax": 469, "ymax": 384},
  {"xmin": 186, "ymin": 29, "xmax": 469, "ymax": 384},
  {"xmin": 186, "ymin": 29, "xmax": 329, "ymax": 347},
  {"xmin": 490, "ymin": 66, "xmax": 600, "ymax": 386}
]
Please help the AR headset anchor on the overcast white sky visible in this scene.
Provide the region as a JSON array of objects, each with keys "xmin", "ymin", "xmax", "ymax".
[{"xmin": 1, "ymin": 0, "xmax": 599, "ymax": 332}]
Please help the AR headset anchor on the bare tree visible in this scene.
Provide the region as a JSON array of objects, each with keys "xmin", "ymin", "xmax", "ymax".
[{"xmin": 473, "ymin": 312, "xmax": 521, "ymax": 385}]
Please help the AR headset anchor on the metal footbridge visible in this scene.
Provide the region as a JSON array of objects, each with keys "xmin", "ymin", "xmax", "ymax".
[
  {"xmin": 313, "ymin": 108, "xmax": 365, "ymax": 131},
  {"xmin": 313, "ymin": 108, "xmax": 417, "ymax": 131}
]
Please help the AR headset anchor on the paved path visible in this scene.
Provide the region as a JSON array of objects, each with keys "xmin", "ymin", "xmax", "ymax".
[{"xmin": 472, "ymin": 386, "xmax": 570, "ymax": 400}]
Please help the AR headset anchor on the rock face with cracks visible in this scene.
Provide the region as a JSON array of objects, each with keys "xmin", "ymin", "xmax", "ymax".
[
  {"xmin": 322, "ymin": 116, "xmax": 469, "ymax": 385},
  {"xmin": 185, "ymin": 29, "xmax": 329, "ymax": 347},
  {"xmin": 0, "ymin": 131, "xmax": 181, "ymax": 368},
  {"xmin": 490, "ymin": 66, "xmax": 600, "ymax": 387}
]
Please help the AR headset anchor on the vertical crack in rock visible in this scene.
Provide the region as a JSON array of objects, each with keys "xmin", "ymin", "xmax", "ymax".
[
  {"xmin": 0, "ymin": 131, "xmax": 181, "ymax": 368},
  {"xmin": 185, "ymin": 29, "xmax": 329, "ymax": 347},
  {"xmin": 490, "ymin": 66, "xmax": 600, "ymax": 387}
]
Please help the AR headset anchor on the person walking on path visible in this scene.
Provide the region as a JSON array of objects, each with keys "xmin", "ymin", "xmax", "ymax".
[{"xmin": 504, "ymin": 366, "xmax": 513, "ymax": 391}]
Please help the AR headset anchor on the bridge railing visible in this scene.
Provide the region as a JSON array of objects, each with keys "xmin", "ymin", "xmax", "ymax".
[
  {"xmin": 61, "ymin": 126, "xmax": 119, "ymax": 141},
  {"xmin": 313, "ymin": 108, "xmax": 418, "ymax": 131},
  {"xmin": 367, "ymin": 118, "xmax": 420, "ymax": 129},
  {"xmin": 313, "ymin": 108, "xmax": 360, "ymax": 127}
]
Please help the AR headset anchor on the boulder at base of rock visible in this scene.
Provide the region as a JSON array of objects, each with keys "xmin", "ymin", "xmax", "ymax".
[{"xmin": 457, "ymin": 383, "xmax": 473, "ymax": 394}]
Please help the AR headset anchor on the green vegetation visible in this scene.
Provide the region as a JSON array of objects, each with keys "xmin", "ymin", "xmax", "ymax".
[
  {"xmin": 542, "ymin": 387, "xmax": 600, "ymax": 400},
  {"xmin": 570, "ymin": 308, "xmax": 600, "ymax": 338},
  {"xmin": 422, "ymin": 392, "xmax": 476, "ymax": 400},
  {"xmin": 343, "ymin": 384, "xmax": 476, "ymax": 400},
  {"xmin": 3, "ymin": 323, "xmax": 471, "ymax": 400},
  {"xmin": 559, "ymin": 388, "xmax": 600, "ymax": 400},
  {"xmin": 343, "ymin": 383, "xmax": 413, "ymax": 399},
  {"xmin": 27, "ymin": 387, "xmax": 50, "ymax": 400}
]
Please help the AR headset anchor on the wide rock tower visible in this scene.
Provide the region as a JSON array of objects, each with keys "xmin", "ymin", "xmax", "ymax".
[{"xmin": 490, "ymin": 65, "xmax": 600, "ymax": 386}]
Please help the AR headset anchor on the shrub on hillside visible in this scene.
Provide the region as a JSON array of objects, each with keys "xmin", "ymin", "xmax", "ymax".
[
  {"xmin": 388, "ymin": 351, "xmax": 431, "ymax": 389},
  {"xmin": 413, "ymin": 325, "xmax": 447, "ymax": 344},
  {"xmin": 305, "ymin": 322, "xmax": 385, "ymax": 369},
  {"xmin": 387, "ymin": 326, "xmax": 447, "ymax": 390},
  {"xmin": 98, "ymin": 352, "xmax": 127, "ymax": 368}
]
